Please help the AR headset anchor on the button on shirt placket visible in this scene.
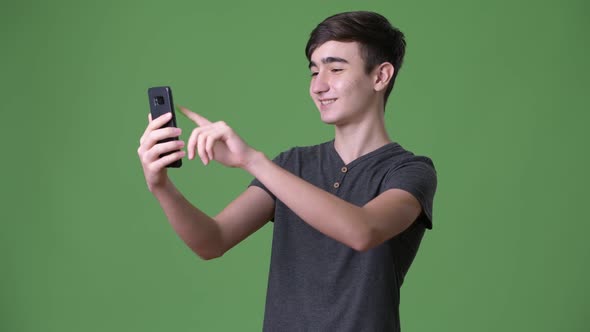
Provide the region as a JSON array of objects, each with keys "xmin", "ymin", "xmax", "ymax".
[{"xmin": 333, "ymin": 166, "xmax": 348, "ymax": 193}]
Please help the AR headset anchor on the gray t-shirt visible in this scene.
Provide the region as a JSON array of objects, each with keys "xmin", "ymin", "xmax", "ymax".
[{"xmin": 249, "ymin": 140, "xmax": 437, "ymax": 332}]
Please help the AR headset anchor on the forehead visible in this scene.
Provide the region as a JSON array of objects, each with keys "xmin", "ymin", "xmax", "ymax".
[{"xmin": 310, "ymin": 41, "xmax": 363, "ymax": 65}]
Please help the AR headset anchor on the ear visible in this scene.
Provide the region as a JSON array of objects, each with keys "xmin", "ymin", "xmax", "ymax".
[{"xmin": 373, "ymin": 62, "xmax": 395, "ymax": 92}]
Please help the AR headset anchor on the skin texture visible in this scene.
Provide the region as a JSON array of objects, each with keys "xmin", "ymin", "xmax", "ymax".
[
  {"xmin": 137, "ymin": 41, "xmax": 422, "ymax": 258},
  {"xmin": 310, "ymin": 41, "xmax": 381, "ymax": 127}
]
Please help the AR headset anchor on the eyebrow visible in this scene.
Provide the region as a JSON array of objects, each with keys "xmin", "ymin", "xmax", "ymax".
[{"xmin": 308, "ymin": 56, "xmax": 349, "ymax": 69}]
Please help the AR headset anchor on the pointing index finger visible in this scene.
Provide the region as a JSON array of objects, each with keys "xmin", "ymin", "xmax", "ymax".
[{"xmin": 178, "ymin": 105, "xmax": 211, "ymax": 127}]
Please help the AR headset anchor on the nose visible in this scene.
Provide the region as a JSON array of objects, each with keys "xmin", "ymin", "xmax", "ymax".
[{"xmin": 310, "ymin": 72, "xmax": 329, "ymax": 95}]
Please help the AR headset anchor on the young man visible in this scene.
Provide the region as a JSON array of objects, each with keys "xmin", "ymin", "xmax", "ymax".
[{"xmin": 138, "ymin": 11, "xmax": 437, "ymax": 332}]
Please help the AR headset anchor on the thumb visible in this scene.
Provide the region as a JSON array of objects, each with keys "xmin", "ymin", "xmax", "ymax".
[{"xmin": 177, "ymin": 105, "xmax": 211, "ymax": 126}]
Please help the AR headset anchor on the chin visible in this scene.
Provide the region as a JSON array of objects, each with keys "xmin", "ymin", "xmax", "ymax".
[
  {"xmin": 319, "ymin": 111, "xmax": 339, "ymax": 125},
  {"xmin": 319, "ymin": 107, "xmax": 351, "ymax": 126}
]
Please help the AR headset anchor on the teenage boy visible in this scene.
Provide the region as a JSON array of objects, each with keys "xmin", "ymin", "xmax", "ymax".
[{"xmin": 138, "ymin": 11, "xmax": 437, "ymax": 332}]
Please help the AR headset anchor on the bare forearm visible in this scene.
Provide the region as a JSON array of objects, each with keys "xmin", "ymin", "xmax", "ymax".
[
  {"xmin": 151, "ymin": 179, "xmax": 223, "ymax": 260},
  {"xmin": 244, "ymin": 152, "xmax": 370, "ymax": 250}
]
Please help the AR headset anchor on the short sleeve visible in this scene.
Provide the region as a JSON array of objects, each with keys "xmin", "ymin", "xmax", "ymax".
[
  {"xmin": 382, "ymin": 156, "xmax": 438, "ymax": 229},
  {"xmin": 248, "ymin": 151, "xmax": 286, "ymax": 201}
]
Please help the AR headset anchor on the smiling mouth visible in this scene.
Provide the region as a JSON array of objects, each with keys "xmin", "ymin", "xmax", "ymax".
[{"xmin": 320, "ymin": 98, "xmax": 337, "ymax": 105}]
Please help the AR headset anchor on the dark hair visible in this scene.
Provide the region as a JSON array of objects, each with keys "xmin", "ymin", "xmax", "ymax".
[{"xmin": 305, "ymin": 11, "xmax": 406, "ymax": 105}]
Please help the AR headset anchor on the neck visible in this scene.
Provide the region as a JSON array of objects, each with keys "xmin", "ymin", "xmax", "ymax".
[{"xmin": 333, "ymin": 108, "xmax": 391, "ymax": 165}]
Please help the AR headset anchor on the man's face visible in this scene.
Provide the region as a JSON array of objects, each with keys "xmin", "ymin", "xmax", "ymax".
[{"xmin": 309, "ymin": 41, "xmax": 378, "ymax": 125}]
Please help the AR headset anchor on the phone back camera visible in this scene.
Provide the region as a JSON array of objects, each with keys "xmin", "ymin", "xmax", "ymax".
[{"xmin": 154, "ymin": 96, "xmax": 165, "ymax": 106}]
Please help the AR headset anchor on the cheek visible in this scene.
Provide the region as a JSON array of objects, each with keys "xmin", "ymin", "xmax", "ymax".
[
  {"xmin": 337, "ymin": 77, "xmax": 369, "ymax": 99},
  {"xmin": 333, "ymin": 78, "xmax": 355, "ymax": 93}
]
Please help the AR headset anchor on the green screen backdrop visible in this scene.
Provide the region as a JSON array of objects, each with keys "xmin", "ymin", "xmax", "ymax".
[{"xmin": 1, "ymin": 0, "xmax": 588, "ymax": 331}]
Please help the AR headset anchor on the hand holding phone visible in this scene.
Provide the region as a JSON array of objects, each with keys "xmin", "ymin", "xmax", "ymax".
[{"xmin": 147, "ymin": 86, "xmax": 182, "ymax": 168}]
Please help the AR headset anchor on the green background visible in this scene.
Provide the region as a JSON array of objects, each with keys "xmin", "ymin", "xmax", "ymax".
[{"xmin": 2, "ymin": 0, "xmax": 588, "ymax": 331}]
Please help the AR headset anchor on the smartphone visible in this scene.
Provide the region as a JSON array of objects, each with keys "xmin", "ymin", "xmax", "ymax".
[{"xmin": 147, "ymin": 86, "xmax": 182, "ymax": 168}]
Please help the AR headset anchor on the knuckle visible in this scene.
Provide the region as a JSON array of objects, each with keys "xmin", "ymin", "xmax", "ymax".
[
  {"xmin": 147, "ymin": 163, "xmax": 158, "ymax": 173},
  {"xmin": 148, "ymin": 148, "xmax": 158, "ymax": 159},
  {"xmin": 150, "ymin": 144, "xmax": 159, "ymax": 155}
]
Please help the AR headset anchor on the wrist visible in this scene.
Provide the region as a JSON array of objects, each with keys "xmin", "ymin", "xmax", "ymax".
[
  {"xmin": 149, "ymin": 177, "xmax": 174, "ymax": 197},
  {"xmin": 242, "ymin": 150, "xmax": 268, "ymax": 175}
]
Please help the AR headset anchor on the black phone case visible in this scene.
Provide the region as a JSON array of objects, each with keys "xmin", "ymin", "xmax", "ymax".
[{"xmin": 147, "ymin": 86, "xmax": 182, "ymax": 168}]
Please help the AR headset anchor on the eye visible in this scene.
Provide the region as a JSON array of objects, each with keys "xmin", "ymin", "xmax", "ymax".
[
  {"xmin": 331, "ymin": 68, "xmax": 343, "ymax": 73},
  {"xmin": 310, "ymin": 72, "xmax": 318, "ymax": 77}
]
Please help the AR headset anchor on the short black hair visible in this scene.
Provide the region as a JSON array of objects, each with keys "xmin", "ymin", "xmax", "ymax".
[{"xmin": 305, "ymin": 11, "xmax": 406, "ymax": 105}]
